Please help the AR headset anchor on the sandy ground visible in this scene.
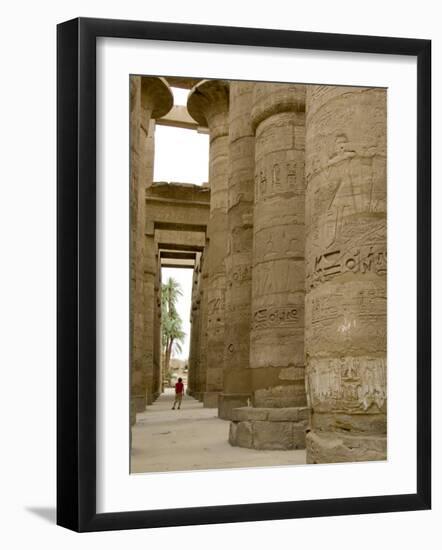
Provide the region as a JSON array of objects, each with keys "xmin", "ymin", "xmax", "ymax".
[{"xmin": 131, "ymin": 388, "xmax": 306, "ymax": 473}]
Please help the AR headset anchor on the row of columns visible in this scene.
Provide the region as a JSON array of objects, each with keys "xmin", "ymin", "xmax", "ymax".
[
  {"xmin": 130, "ymin": 76, "xmax": 387, "ymax": 463},
  {"xmin": 186, "ymin": 79, "xmax": 386, "ymax": 462},
  {"xmin": 130, "ymin": 76, "xmax": 173, "ymax": 419}
]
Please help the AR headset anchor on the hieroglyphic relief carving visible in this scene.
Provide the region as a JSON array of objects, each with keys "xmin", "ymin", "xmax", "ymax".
[
  {"xmin": 254, "ymin": 225, "xmax": 303, "ymax": 260},
  {"xmin": 305, "ymin": 86, "xmax": 387, "ymax": 462},
  {"xmin": 252, "ymin": 258, "xmax": 304, "ymax": 299},
  {"xmin": 307, "ymin": 357, "xmax": 386, "ymax": 413},
  {"xmin": 252, "ymin": 306, "xmax": 300, "ymax": 330},
  {"xmin": 254, "ymin": 157, "xmax": 305, "ymax": 201},
  {"xmin": 307, "ymin": 243, "xmax": 387, "ymax": 288}
]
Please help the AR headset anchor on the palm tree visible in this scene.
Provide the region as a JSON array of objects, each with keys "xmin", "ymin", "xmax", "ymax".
[{"xmin": 161, "ymin": 277, "xmax": 186, "ymax": 384}]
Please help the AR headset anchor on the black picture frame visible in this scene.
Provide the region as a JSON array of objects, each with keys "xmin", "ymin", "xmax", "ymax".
[{"xmin": 57, "ymin": 17, "xmax": 431, "ymax": 532}]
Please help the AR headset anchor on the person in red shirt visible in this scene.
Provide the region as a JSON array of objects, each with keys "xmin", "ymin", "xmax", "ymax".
[{"xmin": 172, "ymin": 377, "xmax": 184, "ymax": 410}]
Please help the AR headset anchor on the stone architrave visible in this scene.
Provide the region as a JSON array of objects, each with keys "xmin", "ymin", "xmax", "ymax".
[
  {"xmin": 304, "ymin": 85, "xmax": 387, "ymax": 463},
  {"xmin": 219, "ymin": 81, "xmax": 255, "ymax": 419},
  {"xmin": 131, "ymin": 76, "xmax": 173, "ymax": 413},
  {"xmin": 188, "ymin": 80, "xmax": 230, "ymax": 408},
  {"xmin": 229, "ymin": 83, "xmax": 308, "ymax": 450}
]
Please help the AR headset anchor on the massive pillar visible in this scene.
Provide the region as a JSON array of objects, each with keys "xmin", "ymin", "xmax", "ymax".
[
  {"xmin": 188, "ymin": 255, "xmax": 202, "ymax": 396},
  {"xmin": 153, "ymin": 252, "xmax": 162, "ymax": 400},
  {"xmin": 188, "ymin": 81, "xmax": 230, "ymax": 408},
  {"xmin": 219, "ymin": 81, "xmax": 255, "ymax": 419},
  {"xmin": 229, "ymin": 83, "xmax": 308, "ymax": 450},
  {"xmin": 130, "ymin": 76, "xmax": 173, "ymax": 413},
  {"xmin": 196, "ymin": 247, "xmax": 209, "ymax": 401},
  {"xmin": 304, "ymin": 85, "xmax": 387, "ymax": 463}
]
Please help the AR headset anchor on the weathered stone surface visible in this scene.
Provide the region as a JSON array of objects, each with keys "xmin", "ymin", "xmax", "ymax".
[
  {"xmin": 311, "ymin": 412, "xmax": 387, "ymax": 434},
  {"xmin": 229, "ymin": 406, "xmax": 308, "ymax": 449},
  {"xmin": 254, "ymin": 385, "xmax": 307, "ymax": 408},
  {"xmin": 305, "ymin": 85, "xmax": 387, "ymax": 464},
  {"xmin": 131, "ymin": 76, "xmax": 173, "ymax": 410},
  {"xmin": 188, "ymin": 81, "xmax": 230, "ymax": 399},
  {"xmin": 267, "ymin": 406, "xmax": 309, "ymax": 422},
  {"xmin": 221, "ymin": 81, "xmax": 255, "ymax": 418},
  {"xmin": 228, "ymin": 420, "xmax": 238, "ymax": 445},
  {"xmin": 249, "ymin": 83, "xmax": 307, "ymax": 408},
  {"xmin": 235, "ymin": 421, "xmax": 254, "ymax": 448},
  {"xmin": 253, "ymin": 421, "xmax": 294, "ymax": 450},
  {"xmin": 231, "ymin": 407, "xmax": 269, "ymax": 422},
  {"xmin": 203, "ymin": 392, "xmax": 220, "ymax": 408},
  {"xmin": 306, "ymin": 431, "xmax": 387, "ymax": 464},
  {"xmin": 292, "ymin": 423, "xmax": 308, "ymax": 449},
  {"xmin": 130, "ymin": 80, "xmax": 388, "ymax": 464},
  {"xmin": 218, "ymin": 394, "xmax": 251, "ymax": 420}
]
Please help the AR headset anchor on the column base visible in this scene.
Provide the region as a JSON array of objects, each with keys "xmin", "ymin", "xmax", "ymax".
[
  {"xmin": 218, "ymin": 393, "xmax": 251, "ymax": 420},
  {"xmin": 132, "ymin": 395, "xmax": 146, "ymax": 413},
  {"xmin": 306, "ymin": 430, "xmax": 387, "ymax": 464},
  {"xmin": 229, "ymin": 407, "xmax": 309, "ymax": 450},
  {"xmin": 130, "ymin": 399, "xmax": 137, "ymax": 426},
  {"xmin": 146, "ymin": 394, "xmax": 154, "ymax": 406},
  {"xmin": 203, "ymin": 392, "xmax": 221, "ymax": 408}
]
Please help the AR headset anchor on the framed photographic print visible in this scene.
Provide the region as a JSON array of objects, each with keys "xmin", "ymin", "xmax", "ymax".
[{"xmin": 57, "ymin": 17, "xmax": 431, "ymax": 532}]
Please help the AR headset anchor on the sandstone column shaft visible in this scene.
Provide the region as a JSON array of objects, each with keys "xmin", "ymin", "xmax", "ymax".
[
  {"xmin": 249, "ymin": 83, "xmax": 307, "ymax": 408},
  {"xmin": 219, "ymin": 81, "xmax": 255, "ymax": 419},
  {"xmin": 153, "ymin": 253, "xmax": 162, "ymax": 399},
  {"xmin": 229, "ymin": 84, "xmax": 308, "ymax": 451},
  {"xmin": 196, "ymin": 247, "xmax": 209, "ymax": 400},
  {"xmin": 131, "ymin": 76, "xmax": 172, "ymax": 412},
  {"xmin": 188, "ymin": 256, "xmax": 202, "ymax": 396},
  {"xmin": 305, "ymin": 85, "xmax": 387, "ymax": 463},
  {"xmin": 188, "ymin": 81, "xmax": 230, "ymax": 408}
]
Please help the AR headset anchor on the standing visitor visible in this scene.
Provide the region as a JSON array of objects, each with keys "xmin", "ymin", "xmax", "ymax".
[{"xmin": 172, "ymin": 377, "xmax": 184, "ymax": 410}]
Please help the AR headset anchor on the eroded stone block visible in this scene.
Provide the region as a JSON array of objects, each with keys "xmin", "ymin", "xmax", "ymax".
[
  {"xmin": 235, "ymin": 421, "xmax": 253, "ymax": 448},
  {"xmin": 253, "ymin": 421, "xmax": 293, "ymax": 450},
  {"xmin": 306, "ymin": 431, "xmax": 387, "ymax": 464}
]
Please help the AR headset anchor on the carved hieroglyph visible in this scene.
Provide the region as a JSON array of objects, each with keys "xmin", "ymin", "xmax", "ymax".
[
  {"xmin": 130, "ymin": 76, "xmax": 173, "ymax": 412},
  {"xmin": 188, "ymin": 81, "xmax": 230, "ymax": 405},
  {"xmin": 305, "ymin": 85, "xmax": 387, "ymax": 463},
  {"xmin": 249, "ymin": 83, "xmax": 307, "ymax": 408},
  {"xmin": 219, "ymin": 81, "xmax": 255, "ymax": 418}
]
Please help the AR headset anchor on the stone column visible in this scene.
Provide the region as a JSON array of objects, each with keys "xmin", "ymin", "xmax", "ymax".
[
  {"xmin": 153, "ymin": 252, "xmax": 162, "ymax": 400},
  {"xmin": 196, "ymin": 246, "xmax": 209, "ymax": 401},
  {"xmin": 188, "ymin": 256, "xmax": 202, "ymax": 396},
  {"xmin": 229, "ymin": 83, "xmax": 308, "ymax": 450},
  {"xmin": 305, "ymin": 85, "xmax": 387, "ymax": 463},
  {"xmin": 131, "ymin": 76, "xmax": 173, "ymax": 412},
  {"xmin": 188, "ymin": 80, "xmax": 230, "ymax": 408},
  {"xmin": 218, "ymin": 81, "xmax": 255, "ymax": 419}
]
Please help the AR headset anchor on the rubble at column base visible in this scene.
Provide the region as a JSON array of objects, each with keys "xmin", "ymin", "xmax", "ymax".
[
  {"xmin": 306, "ymin": 431, "xmax": 387, "ymax": 464},
  {"xmin": 229, "ymin": 406, "xmax": 309, "ymax": 450}
]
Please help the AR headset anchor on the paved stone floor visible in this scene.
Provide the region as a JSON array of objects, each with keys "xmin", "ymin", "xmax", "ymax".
[{"xmin": 131, "ymin": 388, "xmax": 306, "ymax": 473}]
